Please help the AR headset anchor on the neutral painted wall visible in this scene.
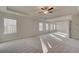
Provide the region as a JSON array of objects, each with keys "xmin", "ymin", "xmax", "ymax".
[
  {"xmin": 49, "ymin": 14, "xmax": 79, "ymax": 39},
  {"xmin": 0, "ymin": 12, "xmax": 51, "ymax": 42},
  {"xmin": 49, "ymin": 15, "xmax": 72, "ymax": 37},
  {"xmin": 56, "ymin": 21, "xmax": 69, "ymax": 34},
  {"xmin": 71, "ymin": 13, "xmax": 79, "ymax": 39},
  {"xmin": 0, "ymin": 12, "xmax": 19, "ymax": 42},
  {"xmin": 17, "ymin": 17, "xmax": 52, "ymax": 38},
  {"xmin": 1, "ymin": 11, "xmax": 79, "ymax": 42},
  {"xmin": 17, "ymin": 16, "xmax": 40, "ymax": 38}
]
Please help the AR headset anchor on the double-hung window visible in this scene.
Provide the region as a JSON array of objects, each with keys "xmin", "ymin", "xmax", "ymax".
[{"xmin": 4, "ymin": 18, "xmax": 16, "ymax": 34}]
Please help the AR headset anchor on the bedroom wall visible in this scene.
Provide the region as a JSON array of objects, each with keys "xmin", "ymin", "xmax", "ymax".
[
  {"xmin": 0, "ymin": 12, "xmax": 51, "ymax": 42},
  {"xmin": 49, "ymin": 15, "xmax": 72, "ymax": 37},
  {"xmin": 17, "ymin": 16, "xmax": 39, "ymax": 38},
  {"xmin": 56, "ymin": 21, "xmax": 69, "ymax": 34},
  {"xmin": 17, "ymin": 18, "xmax": 52, "ymax": 38},
  {"xmin": 71, "ymin": 13, "xmax": 79, "ymax": 39},
  {"xmin": 0, "ymin": 12, "xmax": 19, "ymax": 42}
]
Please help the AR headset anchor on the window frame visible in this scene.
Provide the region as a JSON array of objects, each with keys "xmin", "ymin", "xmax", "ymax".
[
  {"xmin": 4, "ymin": 18, "xmax": 17, "ymax": 34},
  {"xmin": 38, "ymin": 22, "xmax": 43, "ymax": 32},
  {"xmin": 46, "ymin": 23, "xmax": 49, "ymax": 31}
]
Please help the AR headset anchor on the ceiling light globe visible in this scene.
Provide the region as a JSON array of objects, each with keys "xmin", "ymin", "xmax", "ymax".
[{"xmin": 44, "ymin": 11, "xmax": 48, "ymax": 14}]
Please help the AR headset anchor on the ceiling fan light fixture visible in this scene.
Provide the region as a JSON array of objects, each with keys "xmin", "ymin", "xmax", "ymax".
[
  {"xmin": 39, "ymin": 6, "xmax": 54, "ymax": 14},
  {"xmin": 44, "ymin": 10, "xmax": 48, "ymax": 14}
]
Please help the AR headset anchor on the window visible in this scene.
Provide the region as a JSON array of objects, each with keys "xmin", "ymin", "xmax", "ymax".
[
  {"xmin": 46, "ymin": 23, "xmax": 49, "ymax": 31},
  {"xmin": 39, "ymin": 22, "xmax": 43, "ymax": 31},
  {"xmin": 54, "ymin": 24, "xmax": 56, "ymax": 30},
  {"xmin": 50, "ymin": 24, "xmax": 53, "ymax": 31},
  {"xmin": 4, "ymin": 18, "xmax": 16, "ymax": 34}
]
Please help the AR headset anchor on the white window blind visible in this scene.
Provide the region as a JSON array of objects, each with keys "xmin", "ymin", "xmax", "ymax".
[
  {"xmin": 4, "ymin": 18, "xmax": 16, "ymax": 34},
  {"xmin": 54, "ymin": 24, "xmax": 56, "ymax": 30},
  {"xmin": 39, "ymin": 22, "xmax": 43, "ymax": 31},
  {"xmin": 46, "ymin": 23, "xmax": 49, "ymax": 31},
  {"xmin": 50, "ymin": 24, "xmax": 53, "ymax": 31}
]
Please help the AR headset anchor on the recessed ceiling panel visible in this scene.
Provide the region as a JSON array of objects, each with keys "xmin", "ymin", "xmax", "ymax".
[{"xmin": 7, "ymin": 6, "xmax": 78, "ymax": 20}]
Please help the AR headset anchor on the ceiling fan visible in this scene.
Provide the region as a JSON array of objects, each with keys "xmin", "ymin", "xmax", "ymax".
[{"xmin": 39, "ymin": 6, "xmax": 54, "ymax": 14}]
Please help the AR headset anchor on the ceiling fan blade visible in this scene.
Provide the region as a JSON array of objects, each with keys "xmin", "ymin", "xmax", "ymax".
[
  {"xmin": 49, "ymin": 11, "xmax": 53, "ymax": 13},
  {"xmin": 41, "ymin": 8, "xmax": 45, "ymax": 10},
  {"xmin": 41, "ymin": 6, "xmax": 51, "ymax": 10},
  {"xmin": 48, "ymin": 7, "xmax": 54, "ymax": 10}
]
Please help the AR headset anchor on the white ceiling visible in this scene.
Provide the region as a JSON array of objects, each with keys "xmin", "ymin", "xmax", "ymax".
[{"xmin": 1, "ymin": 6, "xmax": 79, "ymax": 20}]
